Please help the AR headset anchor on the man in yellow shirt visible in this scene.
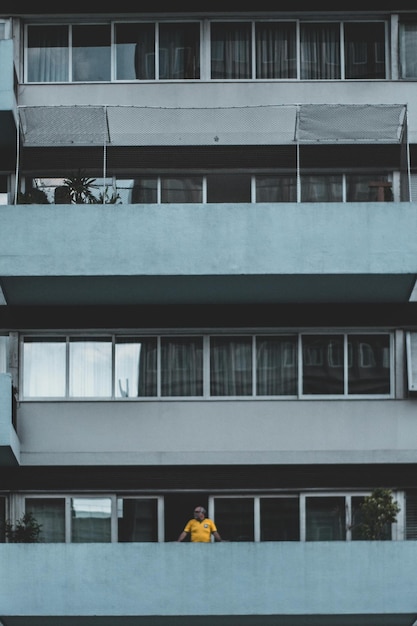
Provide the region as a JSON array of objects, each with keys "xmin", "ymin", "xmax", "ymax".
[{"xmin": 177, "ymin": 506, "xmax": 222, "ymax": 542}]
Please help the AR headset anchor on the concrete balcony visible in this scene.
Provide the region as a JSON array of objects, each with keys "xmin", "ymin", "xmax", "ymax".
[
  {"xmin": 1, "ymin": 201, "xmax": 417, "ymax": 306},
  {"xmin": 0, "ymin": 540, "xmax": 416, "ymax": 625}
]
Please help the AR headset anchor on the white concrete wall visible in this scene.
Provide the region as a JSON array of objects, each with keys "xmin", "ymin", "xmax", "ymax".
[
  {"xmin": 17, "ymin": 397, "xmax": 417, "ymax": 465},
  {"xmin": 1, "ymin": 541, "xmax": 417, "ymax": 617},
  {"xmin": 1, "ymin": 203, "xmax": 417, "ymax": 278}
]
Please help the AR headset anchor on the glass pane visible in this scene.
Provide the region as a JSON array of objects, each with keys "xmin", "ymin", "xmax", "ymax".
[
  {"xmin": 211, "ymin": 22, "xmax": 252, "ymax": 79},
  {"xmin": 115, "ymin": 337, "xmax": 157, "ymax": 397},
  {"xmin": 72, "ymin": 25, "xmax": 111, "ymax": 81},
  {"xmin": 210, "ymin": 336, "xmax": 252, "ymax": 396},
  {"xmin": 405, "ymin": 492, "xmax": 417, "ymax": 540},
  {"xmin": 0, "ymin": 336, "xmax": 9, "ymax": 373},
  {"xmin": 348, "ymin": 334, "xmax": 390, "ymax": 395},
  {"xmin": 23, "ymin": 338, "xmax": 66, "ymax": 397},
  {"xmin": 206, "ymin": 174, "xmax": 251, "ymax": 203},
  {"xmin": 0, "ymin": 497, "xmax": 5, "ymax": 542},
  {"xmin": 346, "ymin": 175, "xmax": 392, "ymax": 202},
  {"xmin": 302, "ymin": 335, "xmax": 344, "ymax": 395},
  {"xmin": 300, "ymin": 175, "xmax": 342, "ymax": 202},
  {"xmin": 131, "ymin": 178, "xmax": 158, "ymax": 203},
  {"xmin": 260, "ymin": 497, "xmax": 299, "ymax": 541},
  {"xmin": 161, "ymin": 337, "xmax": 203, "ymax": 396},
  {"xmin": 399, "ymin": 23, "xmax": 417, "ymax": 79},
  {"xmin": 115, "ymin": 22, "xmax": 155, "ymax": 80},
  {"xmin": 159, "ymin": 23, "xmax": 200, "ymax": 79},
  {"xmin": 26, "ymin": 498, "xmax": 65, "ymax": 543},
  {"xmin": 214, "ymin": 498, "xmax": 254, "ymax": 541},
  {"xmin": 27, "ymin": 25, "xmax": 69, "ymax": 82},
  {"xmin": 306, "ymin": 496, "xmax": 346, "ymax": 541},
  {"xmin": 161, "ymin": 177, "xmax": 202, "ymax": 203},
  {"xmin": 71, "ymin": 497, "xmax": 111, "ymax": 542},
  {"xmin": 256, "ymin": 22, "xmax": 296, "ymax": 79},
  {"xmin": 118, "ymin": 498, "xmax": 158, "ymax": 542},
  {"xmin": 300, "ymin": 23, "xmax": 340, "ymax": 79},
  {"xmin": 344, "ymin": 22, "xmax": 385, "ymax": 79},
  {"xmin": 256, "ymin": 336, "xmax": 297, "ymax": 395},
  {"xmin": 256, "ymin": 175, "xmax": 297, "ymax": 202},
  {"xmin": 69, "ymin": 338, "xmax": 112, "ymax": 397}
]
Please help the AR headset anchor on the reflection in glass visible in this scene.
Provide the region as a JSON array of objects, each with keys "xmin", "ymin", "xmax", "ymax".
[
  {"xmin": 72, "ymin": 25, "xmax": 111, "ymax": 81},
  {"xmin": 118, "ymin": 498, "xmax": 158, "ymax": 541},
  {"xmin": 214, "ymin": 497, "xmax": 254, "ymax": 541},
  {"xmin": 69, "ymin": 338, "xmax": 112, "ymax": 397},
  {"xmin": 115, "ymin": 337, "xmax": 157, "ymax": 397},
  {"xmin": 302, "ymin": 335, "xmax": 344, "ymax": 395},
  {"xmin": 23, "ymin": 338, "xmax": 66, "ymax": 397},
  {"xmin": 306, "ymin": 496, "xmax": 346, "ymax": 541},
  {"xmin": 71, "ymin": 497, "xmax": 111, "ymax": 542},
  {"xmin": 260, "ymin": 497, "xmax": 300, "ymax": 541},
  {"xmin": 26, "ymin": 498, "xmax": 65, "ymax": 542}
]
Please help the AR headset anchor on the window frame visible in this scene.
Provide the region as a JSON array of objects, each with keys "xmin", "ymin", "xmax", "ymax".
[
  {"xmin": 20, "ymin": 331, "xmax": 394, "ymax": 401},
  {"xmin": 24, "ymin": 18, "xmax": 389, "ymax": 84}
]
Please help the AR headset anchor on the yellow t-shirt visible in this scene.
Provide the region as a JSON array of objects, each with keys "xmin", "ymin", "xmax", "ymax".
[{"xmin": 183, "ymin": 517, "xmax": 217, "ymax": 542}]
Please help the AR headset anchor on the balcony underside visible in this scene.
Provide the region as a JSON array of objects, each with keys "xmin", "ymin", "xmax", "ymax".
[
  {"xmin": 1, "ymin": 274, "xmax": 416, "ymax": 307},
  {"xmin": 1, "ymin": 615, "xmax": 416, "ymax": 626}
]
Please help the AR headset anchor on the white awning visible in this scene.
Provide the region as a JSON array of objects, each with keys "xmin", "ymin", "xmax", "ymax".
[{"xmin": 18, "ymin": 103, "xmax": 407, "ymax": 147}]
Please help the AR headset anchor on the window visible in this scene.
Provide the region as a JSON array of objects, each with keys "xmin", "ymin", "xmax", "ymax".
[
  {"xmin": 21, "ymin": 332, "xmax": 392, "ymax": 400},
  {"xmin": 15, "ymin": 491, "xmax": 405, "ymax": 542},
  {"xmin": 399, "ymin": 22, "xmax": 417, "ymax": 79},
  {"xmin": 302, "ymin": 333, "xmax": 391, "ymax": 396},
  {"xmin": 25, "ymin": 19, "xmax": 388, "ymax": 83},
  {"xmin": 212, "ymin": 492, "xmax": 395, "ymax": 542},
  {"xmin": 24, "ymin": 171, "xmax": 397, "ymax": 205},
  {"xmin": 344, "ymin": 22, "xmax": 385, "ymax": 79},
  {"xmin": 72, "ymin": 25, "xmax": 111, "ymax": 81},
  {"xmin": 24, "ymin": 496, "xmax": 162, "ymax": 542},
  {"xmin": 211, "ymin": 22, "xmax": 252, "ymax": 79},
  {"xmin": 300, "ymin": 23, "xmax": 341, "ymax": 80},
  {"xmin": 255, "ymin": 22, "xmax": 296, "ymax": 79},
  {"xmin": 0, "ymin": 335, "xmax": 9, "ymax": 373},
  {"xmin": 27, "ymin": 25, "xmax": 69, "ymax": 82},
  {"xmin": 115, "ymin": 336, "xmax": 157, "ymax": 398}
]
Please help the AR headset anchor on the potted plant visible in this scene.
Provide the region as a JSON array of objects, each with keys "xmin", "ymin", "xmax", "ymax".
[
  {"xmin": 352, "ymin": 488, "xmax": 400, "ymax": 540},
  {"xmin": 4, "ymin": 512, "xmax": 42, "ymax": 543}
]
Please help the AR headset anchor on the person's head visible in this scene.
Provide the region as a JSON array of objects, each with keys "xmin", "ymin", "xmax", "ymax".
[{"xmin": 193, "ymin": 506, "xmax": 206, "ymax": 520}]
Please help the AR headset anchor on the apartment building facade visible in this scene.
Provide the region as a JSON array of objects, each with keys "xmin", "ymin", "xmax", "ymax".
[{"xmin": 1, "ymin": 3, "xmax": 417, "ymax": 625}]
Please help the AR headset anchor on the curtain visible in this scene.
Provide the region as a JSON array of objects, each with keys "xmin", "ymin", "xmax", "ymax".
[
  {"xmin": 256, "ymin": 22, "xmax": 296, "ymax": 79},
  {"xmin": 300, "ymin": 175, "xmax": 342, "ymax": 202},
  {"xmin": 159, "ymin": 23, "xmax": 200, "ymax": 79},
  {"xmin": 115, "ymin": 338, "xmax": 157, "ymax": 397},
  {"xmin": 399, "ymin": 23, "xmax": 417, "ymax": 79},
  {"xmin": 69, "ymin": 339, "xmax": 112, "ymax": 397},
  {"xmin": 161, "ymin": 177, "xmax": 202, "ymax": 203},
  {"xmin": 26, "ymin": 498, "xmax": 66, "ymax": 542},
  {"xmin": 256, "ymin": 175, "xmax": 297, "ymax": 202},
  {"xmin": 210, "ymin": 337, "xmax": 252, "ymax": 396},
  {"xmin": 300, "ymin": 23, "xmax": 341, "ymax": 80},
  {"xmin": 161, "ymin": 337, "xmax": 203, "ymax": 396},
  {"xmin": 23, "ymin": 338, "xmax": 66, "ymax": 398},
  {"xmin": 27, "ymin": 25, "xmax": 68, "ymax": 82},
  {"xmin": 256, "ymin": 337, "xmax": 297, "ymax": 395},
  {"xmin": 211, "ymin": 22, "xmax": 252, "ymax": 79}
]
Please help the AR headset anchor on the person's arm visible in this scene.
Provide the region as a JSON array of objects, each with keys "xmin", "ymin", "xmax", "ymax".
[
  {"xmin": 212, "ymin": 530, "xmax": 222, "ymax": 542},
  {"xmin": 177, "ymin": 530, "xmax": 189, "ymax": 542}
]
